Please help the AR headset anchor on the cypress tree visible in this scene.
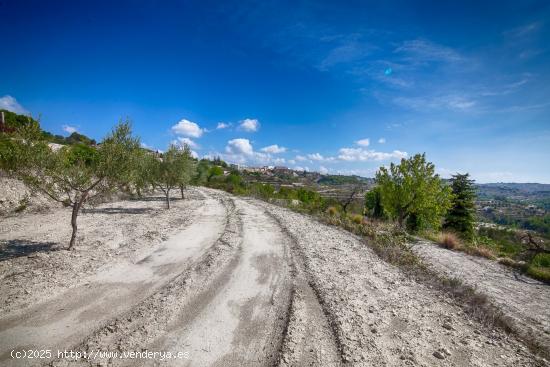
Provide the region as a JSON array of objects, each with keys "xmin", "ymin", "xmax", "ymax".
[{"xmin": 444, "ymin": 173, "xmax": 476, "ymax": 240}]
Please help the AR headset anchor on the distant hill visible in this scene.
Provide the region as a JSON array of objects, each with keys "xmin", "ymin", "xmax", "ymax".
[
  {"xmin": 476, "ymin": 183, "xmax": 550, "ymax": 202},
  {"xmin": 317, "ymin": 174, "xmax": 372, "ymax": 186},
  {"xmin": 1, "ymin": 109, "xmax": 96, "ymax": 145}
]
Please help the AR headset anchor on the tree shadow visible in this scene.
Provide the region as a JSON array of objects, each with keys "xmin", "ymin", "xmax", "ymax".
[
  {"xmin": 0, "ymin": 239, "xmax": 61, "ymax": 261},
  {"xmin": 130, "ymin": 197, "xmax": 182, "ymax": 202},
  {"xmin": 82, "ymin": 207, "xmax": 154, "ymax": 215}
]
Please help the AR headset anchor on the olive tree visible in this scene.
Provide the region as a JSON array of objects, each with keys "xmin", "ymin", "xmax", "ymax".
[
  {"xmin": 376, "ymin": 153, "xmax": 451, "ymax": 231},
  {"xmin": 152, "ymin": 144, "xmax": 195, "ymax": 209},
  {"xmin": 1, "ymin": 120, "xmax": 140, "ymax": 249}
]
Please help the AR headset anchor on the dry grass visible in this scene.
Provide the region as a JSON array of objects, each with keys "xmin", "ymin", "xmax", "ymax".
[
  {"xmin": 437, "ymin": 232, "xmax": 462, "ymax": 250},
  {"xmin": 469, "ymin": 246, "xmax": 496, "ymax": 260}
]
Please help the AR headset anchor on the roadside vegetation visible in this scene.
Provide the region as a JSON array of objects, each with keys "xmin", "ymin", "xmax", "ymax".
[
  {"xmin": 0, "ymin": 114, "xmax": 196, "ymax": 249},
  {"xmin": 1, "ymin": 109, "xmax": 548, "ymax": 280}
]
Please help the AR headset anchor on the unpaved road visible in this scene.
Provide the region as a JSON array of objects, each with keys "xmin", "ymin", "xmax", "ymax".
[
  {"xmin": 0, "ymin": 187, "xmax": 548, "ymax": 366},
  {"xmin": 412, "ymin": 240, "xmax": 550, "ymax": 353}
]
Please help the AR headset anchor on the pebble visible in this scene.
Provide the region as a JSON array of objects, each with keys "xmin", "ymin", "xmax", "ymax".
[{"xmin": 433, "ymin": 351, "xmax": 446, "ymax": 359}]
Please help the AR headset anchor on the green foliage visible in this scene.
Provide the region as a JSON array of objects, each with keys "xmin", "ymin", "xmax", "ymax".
[
  {"xmin": 208, "ymin": 166, "xmax": 224, "ymax": 181},
  {"xmin": 150, "ymin": 144, "xmax": 196, "ymax": 208},
  {"xmin": 476, "ymin": 227, "xmax": 523, "ymax": 258},
  {"xmin": 444, "ymin": 173, "xmax": 476, "ymax": 240},
  {"xmin": 0, "ymin": 109, "xmax": 38, "ymax": 131},
  {"xmin": 317, "ymin": 175, "xmax": 367, "ymax": 185},
  {"xmin": 250, "ymin": 183, "xmax": 275, "ymax": 200},
  {"xmin": 375, "ymin": 153, "xmax": 451, "ymax": 231},
  {"xmin": 1, "ymin": 109, "xmax": 96, "ymax": 146},
  {"xmin": 0, "ymin": 119, "xmax": 141, "ymax": 248},
  {"xmin": 365, "ymin": 187, "xmax": 385, "ymax": 218}
]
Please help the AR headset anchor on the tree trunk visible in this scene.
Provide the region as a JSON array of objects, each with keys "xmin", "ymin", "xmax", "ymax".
[
  {"xmin": 68, "ymin": 191, "xmax": 88, "ymax": 250},
  {"xmin": 136, "ymin": 187, "xmax": 142, "ymax": 198},
  {"xmin": 180, "ymin": 185, "xmax": 185, "ymax": 199},
  {"xmin": 397, "ymin": 210, "xmax": 406, "ymax": 228},
  {"xmin": 165, "ymin": 189, "xmax": 171, "ymax": 209}
]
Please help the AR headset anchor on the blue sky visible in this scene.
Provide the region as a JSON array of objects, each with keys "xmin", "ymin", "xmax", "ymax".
[{"xmin": 1, "ymin": 0, "xmax": 549, "ymax": 183}]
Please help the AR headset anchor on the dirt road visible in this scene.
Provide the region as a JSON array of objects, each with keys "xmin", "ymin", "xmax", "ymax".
[{"xmin": 0, "ymin": 187, "xmax": 548, "ymax": 366}]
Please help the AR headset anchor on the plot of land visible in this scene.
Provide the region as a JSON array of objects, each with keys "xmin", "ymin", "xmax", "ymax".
[{"xmin": 0, "ymin": 187, "xmax": 548, "ymax": 366}]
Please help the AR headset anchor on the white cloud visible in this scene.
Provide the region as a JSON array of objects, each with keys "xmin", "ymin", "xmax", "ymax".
[
  {"xmin": 319, "ymin": 166, "xmax": 329, "ymax": 174},
  {"xmin": 307, "ymin": 153, "xmax": 324, "ymax": 161},
  {"xmin": 293, "ymin": 166, "xmax": 309, "ymax": 172},
  {"xmin": 260, "ymin": 144, "xmax": 287, "ymax": 154},
  {"xmin": 171, "ymin": 119, "xmax": 204, "ymax": 138},
  {"xmin": 356, "ymin": 138, "xmax": 370, "ymax": 147},
  {"xmin": 219, "ymin": 139, "xmax": 289, "ymax": 166},
  {"xmin": 338, "ymin": 147, "xmax": 408, "ymax": 161},
  {"xmin": 216, "ymin": 122, "xmax": 231, "ymax": 129},
  {"xmin": 190, "ymin": 150, "xmax": 199, "ymax": 159},
  {"xmin": 176, "ymin": 137, "xmax": 199, "ymax": 149},
  {"xmin": 226, "ymin": 138, "xmax": 254, "ymax": 155},
  {"xmin": 295, "ymin": 155, "xmax": 308, "ymax": 162},
  {"xmin": 62, "ymin": 125, "xmax": 77, "ymax": 134},
  {"xmin": 0, "ymin": 95, "xmax": 29, "ymax": 114},
  {"xmin": 378, "ymin": 138, "xmax": 386, "ymax": 144},
  {"xmin": 288, "ymin": 159, "xmax": 296, "ymax": 165},
  {"xmin": 239, "ymin": 118, "xmax": 260, "ymax": 132}
]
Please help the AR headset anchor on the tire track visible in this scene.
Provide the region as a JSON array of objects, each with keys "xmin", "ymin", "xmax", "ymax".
[
  {"xmin": 258, "ymin": 202, "xmax": 344, "ymax": 367},
  {"xmin": 50, "ymin": 191, "xmax": 243, "ymax": 366},
  {"xmin": 1, "ymin": 190, "xmax": 227, "ymax": 367},
  {"xmin": 147, "ymin": 196, "xmax": 293, "ymax": 367}
]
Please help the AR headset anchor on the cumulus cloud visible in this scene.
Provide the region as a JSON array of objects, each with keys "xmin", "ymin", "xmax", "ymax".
[
  {"xmin": 171, "ymin": 119, "xmax": 204, "ymax": 138},
  {"xmin": 319, "ymin": 166, "xmax": 329, "ymax": 174},
  {"xmin": 260, "ymin": 144, "xmax": 286, "ymax": 154},
  {"xmin": 338, "ymin": 147, "xmax": 408, "ymax": 161},
  {"xmin": 175, "ymin": 137, "xmax": 199, "ymax": 149},
  {"xmin": 0, "ymin": 95, "xmax": 29, "ymax": 114},
  {"xmin": 226, "ymin": 138, "xmax": 254, "ymax": 155},
  {"xmin": 356, "ymin": 138, "xmax": 370, "ymax": 147},
  {"xmin": 62, "ymin": 125, "xmax": 77, "ymax": 134},
  {"xmin": 378, "ymin": 138, "xmax": 386, "ymax": 144},
  {"xmin": 295, "ymin": 155, "xmax": 308, "ymax": 162},
  {"xmin": 239, "ymin": 118, "xmax": 260, "ymax": 132},
  {"xmin": 216, "ymin": 122, "xmax": 231, "ymax": 129},
  {"xmin": 220, "ymin": 138, "xmax": 289, "ymax": 166},
  {"xmin": 307, "ymin": 153, "xmax": 324, "ymax": 161}
]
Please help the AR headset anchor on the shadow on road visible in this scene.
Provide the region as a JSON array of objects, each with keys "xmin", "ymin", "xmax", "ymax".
[
  {"xmin": 0, "ymin": 239, "xmax": 61, "ymax": 261},
  {"xmin": 82, "ymin": 207, "xmax": 154, "ymax": 215}
]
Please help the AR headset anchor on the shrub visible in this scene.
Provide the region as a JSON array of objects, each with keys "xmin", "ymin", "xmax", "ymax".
[
  {"xmin": 327, "ymin": 206, "xmax": 338, "ymax": 216},
  {"xmin": 351, "ymin": 214, "xmax": 363, "ymax": 224},
  {"xmin": 437, "ymin": 232, "xmax": 462, "ymax": 250},
  {"xmin": 470, "ymin": 246, "xmax": 496, "ymax": 260},
  {"xmin": 526, "ymin": 266, "xmax": 550, "ymax": 283}
]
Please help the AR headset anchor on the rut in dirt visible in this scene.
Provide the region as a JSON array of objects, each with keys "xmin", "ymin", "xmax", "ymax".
[{"xmin": 0, "ymin": 191, "xmax": 228, "ymax": 367}]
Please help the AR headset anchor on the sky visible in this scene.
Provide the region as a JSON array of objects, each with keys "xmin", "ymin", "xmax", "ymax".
[{"xmin": 1, "ymin": 0, "xmax": 549, "ymax": 183}]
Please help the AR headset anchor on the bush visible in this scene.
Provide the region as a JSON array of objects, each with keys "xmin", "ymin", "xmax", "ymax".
[
  {"xmin": 470, "ymin": 246, "xmax": 496, "ymax": 260},
  {"xmin": 351, "ymin": 214, "xmax": 363, "ymax": 224},
  {"xmin": 327, "ymin": 206, "xmax": 338, "ymax": 216},
  {"xmin": 437, "ymin": 232, "xmax": 462, "ymax": 250},
  {"xmin": 526, "ymin": 266, "xmax": 550, "ymax": 283}
]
